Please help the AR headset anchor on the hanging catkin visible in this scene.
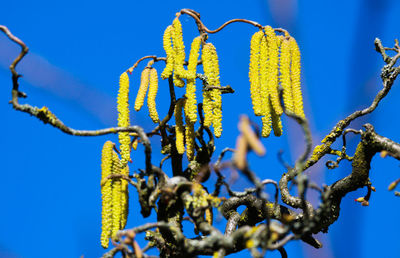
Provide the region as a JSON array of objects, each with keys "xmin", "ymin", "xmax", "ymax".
[
  {"xmin": 172, "ymin": 18, "xmax": 186, "ymax": 87},
  {"xmin": 147, "ymin": 68, "xmax": 160, "ymax": 123},
  {"xmin": 111, "ymin": 152, "xmax": 122, "ymax": 241},
  {"xmin": 248, "ymin": 26, "xmax": 305, "ymax": 137},
  {"xmin": 289, "ymin": 37, "xmax": 305, "ymax": 118},
  {"xmin": 161, "ymin": 25, "xmax": 174, "ymax": 79},
  {"xmin": 201, "ymin": 43, "xmax": 223, "ymax": 137},
  {"xmin": 100, "ymin": 141, "xmax": 114, "ymax": 248},
  {"xmin": 270, "ymin": 100, "xmax": 283, "ymax": 136},
  {"xmin": 259, "ymin": 34, "xmax": 269, "ymax": 116},
  {"xmin": 264, "ymin": 26, "xmax": 283, "ymax": 116},
  {"xmin": 201, "ymin": 43, "xmax": 215, "ymax": 128},
  {"xmin": 134, "ymin": 68, "xmax": 150, "ymax": 111},
  {"xmin": 120, "ymin": 165, "xmax": 129, "ymax": 229},
  {"xmin": 279, "ymin": 38, "xmax": 295, "ymax": 114},
  {"xmin": 185, "ymin": 118, "xmax": 196, "ymax": 161},
  {"xmin": 117, "ymin": 72, "xmax": 131, "ymax": 167},
  {"xmin": 174, "ymin": 98, "xmax": 185, "ymax": 154},
  {"xmin": 184, "ymin": 36, "xmax": 202, "ymax": 123},
  {"xmin": 249, "ymin": 30, "xmax": 264, "ymax": 116}
]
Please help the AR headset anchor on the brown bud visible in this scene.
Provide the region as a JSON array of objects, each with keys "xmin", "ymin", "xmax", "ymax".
[
  {"xmin": 361, "ymin": 201, "xmax": 369, "ymax": 206},
  {"xmin": 388, "ymin": 180, "xmax": 399, "ymax": 191},
  {"xmin": 238, "ymin": 115, "xmax": 266, "ymax": 156},
  {"xmin": 355, "ymin": 197, "xmax": 365, "ymax": 203},
  {"xmin": 233, "ymin": 135, "xmax": 248, "ymax": 170}
]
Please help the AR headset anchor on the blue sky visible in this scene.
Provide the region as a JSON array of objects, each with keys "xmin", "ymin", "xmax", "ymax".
[{"xmin": 1, "ymin": 1, "xmax": 400, "ymax": 257}]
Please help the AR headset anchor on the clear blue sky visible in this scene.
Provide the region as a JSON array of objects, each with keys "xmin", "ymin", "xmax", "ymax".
[{"xmin": 1, "ymin": 1, "xmax": 400, "ymax": 257}]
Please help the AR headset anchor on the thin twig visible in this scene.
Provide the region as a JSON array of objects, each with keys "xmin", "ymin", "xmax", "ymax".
[{"xmin": 180, "ymin": 8, "xmax": 263, "ymax": 33}]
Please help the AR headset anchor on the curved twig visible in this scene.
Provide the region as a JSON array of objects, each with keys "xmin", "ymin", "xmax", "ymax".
[
  {"xmin": 180, "ymin": 8, "xmax": 263, "ymax": 33},
  {"xmin": 127, "ymin": 56, "xmax": 166, "ymax": 73}
]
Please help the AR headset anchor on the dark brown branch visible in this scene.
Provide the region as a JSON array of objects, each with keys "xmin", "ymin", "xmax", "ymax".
[
  {"xmin": 304, "ymin": 38, "xmax": 400, "ymax": 170},
  {"xmin": 309, "ymin": 124, "xmax": 400, "ymax": 233},
  {"xmin": 127, "ymin": 56, "xmax": 166, "ymax": 73},
  {"xmin": 278, "ymin": 112, "xmax": 314, "ymax": 215},
  {"xmin": 0, "ymin": 25, "xmax": 29, "ymax": 96},
  {"xmin": 180, "ymin": 8, "xmax": 263, "ymax": 33}
]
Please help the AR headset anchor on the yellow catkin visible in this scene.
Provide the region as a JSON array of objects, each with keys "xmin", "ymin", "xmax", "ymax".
[
  {"xmin": 120, "ymin": 165, "xmax": 129, "ymax": 229},
  {"xmin": 184, "ymin": 36, "xmax": 202, "ymax": 123},
  {"xmin": 205, "ymin": 208, "xmax": 213, "ymax": 226},
  {"xmin": 210, "ymin": 46, "xmax": 222, "ymax": 138},
  {"xmin": 186, "ymin": 36, "xmax": 202, "ymax": 79},
  {"xmin": 289, "ymin": 37, "xmax": 305, "ymax": 118},
  {"xmin": 173, "ymin": 73, "xmax": 186, "ymax": 88},
  {"xmin": 117, "ymin": 72, "xmax": 131, "ymax": 168},
  {"xmin": 259, "ymin": 35, "xmax": 270, "ymax": 116},
  {"xmin": 134, "ymin": 68, "xmax": 150, "ymax": 111},
  {"xmin": 276, "ymin": 35, "xmax": 284, "ymax": 47},
  {"xmin": 147, "ymin": 68, "xmax": 160, "ymax": 123},
  {"xmin": 265, "ymin": 26, "xmax": 283, "ymax": 116},
  {"xmin": 161, "ymin": 25, "xmax": 174, "ymax": 79},
  {"xmin": 175, "ymin": 98, "xmax": 185, "ymax": 154},
  {"xmin": 202, "ymin": 90, "xmax": 213, "ymax": 127},
  {"xmin": 185, "ymin": 79, "xmax": 198, "ymax": 123},
  {"xmin": 270, "ymin": 100, "xmax": 283, "ymax": 136},
  {"xmin": 100, "ymin": 141, "xmax": 114, "ymax": 249},
  {"xmin": 202, "ymin": 43, "xmax": 222, "ymax": 137},
  {"xmin": 201, "ymin": 44, "xmax": 214, "ymax": 127},
  {"xmin": 249, "ymin": 30, "xmax": 264, "ymax": 116},
  {"xmin": 279, "ymin": 38, "xmax": 294, "ymax": 114},
  {"xmin": 111, "ymin": 152, "xmax": 122, "ymax": 241},
  {"xmin": 261, "ymin": 101, "xmax": 272, "ymax": 137},
  {"xmin": 185, "ymin": 117, "xmax": 195, "ymax": 161},
  {"xmin": 172, "ymin": 18, "xmax": 186, "ymax": 87}
]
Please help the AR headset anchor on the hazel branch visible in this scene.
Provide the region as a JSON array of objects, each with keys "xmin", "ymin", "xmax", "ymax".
[
  {"xmin": 180, "ymin": 8, "xmax": 263, "ymax": 33},
  {"xmin": 304, "ymin": 38, "xmax": 400, "ymax": 171}
]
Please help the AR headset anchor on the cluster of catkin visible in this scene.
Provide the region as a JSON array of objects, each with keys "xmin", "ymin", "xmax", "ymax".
[
  {"xmin": 100, "ymin": 141, "xmax": 129, "ymax": 249},
  {"xmin": 134, "ymin": 60, "xmax": 160, "ymax": 124},
  {"xmin": 102, "ymin": 16, "xmax": 306, "ymax": 251},
  {"xmin": 249, "ymin": 26, "xmax": 304, "ymax": 137},
  {"xmin": 157, "ymin": 16, "xmax": 223, "ymax": 160}
]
